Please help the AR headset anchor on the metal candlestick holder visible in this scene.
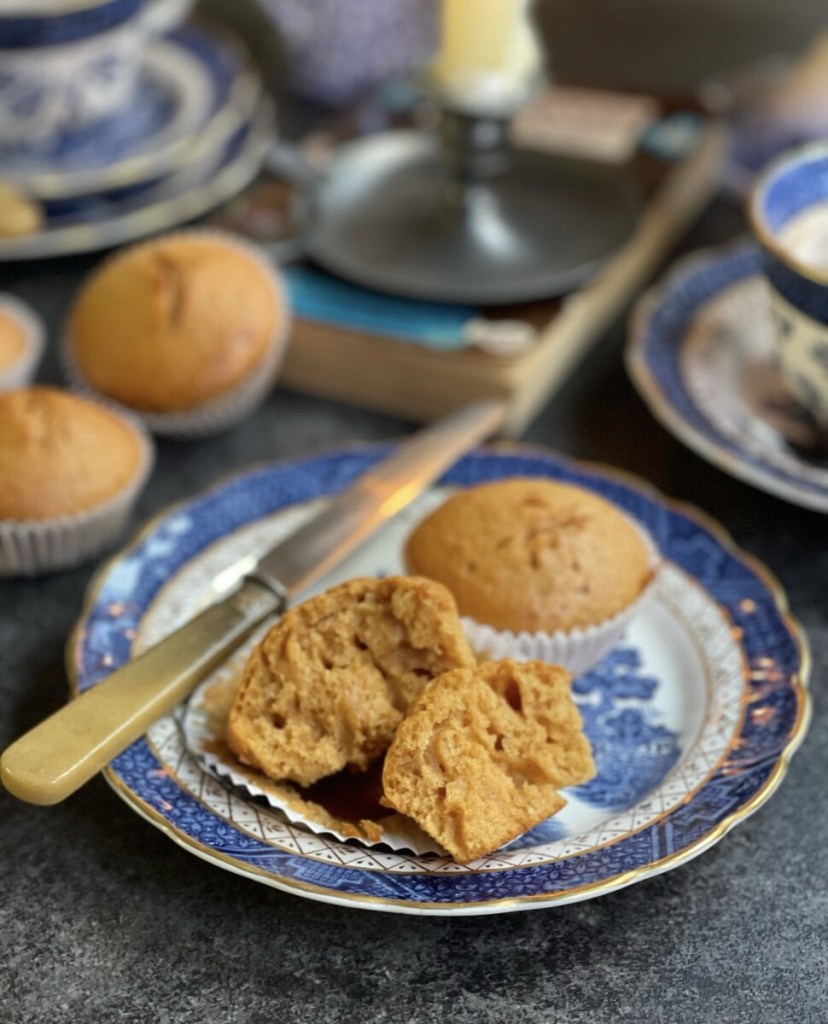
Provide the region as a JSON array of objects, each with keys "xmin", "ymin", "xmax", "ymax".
[{"xmin": 304, "ymin": 79, "xmax": 640, "ymax": 306}]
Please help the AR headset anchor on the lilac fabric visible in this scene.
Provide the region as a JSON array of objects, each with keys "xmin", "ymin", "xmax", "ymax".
[{"xmin": 257, "ymin": 0, "xmax": 438, "ymax": 106}]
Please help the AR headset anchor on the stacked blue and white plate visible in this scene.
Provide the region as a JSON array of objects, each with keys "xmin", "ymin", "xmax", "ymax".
[{"xmin": 0, "ymin": 0, "xmax": 273, "ymax": 260}]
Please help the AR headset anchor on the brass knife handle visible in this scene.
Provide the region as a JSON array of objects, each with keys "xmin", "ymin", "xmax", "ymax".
[{"xmin": 0, "ymin": 579, "xmax": 283, "ymax": 806}]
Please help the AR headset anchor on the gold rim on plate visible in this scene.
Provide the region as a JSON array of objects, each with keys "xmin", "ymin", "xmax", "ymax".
[{"xmin": 65, "ymin": 442, "xmax": 811, "ymax": 914}]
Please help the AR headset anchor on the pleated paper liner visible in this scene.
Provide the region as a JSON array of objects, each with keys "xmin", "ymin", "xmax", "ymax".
[
  {"xmin": 0, "ymin": 402, "xmax": 154, "ymax": 576},
  {"xmin": 180, "ymin": 644, "xmax": 445, "ymax": 856}
]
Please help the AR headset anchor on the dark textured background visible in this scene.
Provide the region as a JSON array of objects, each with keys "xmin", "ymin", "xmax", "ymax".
[
  {"xmin": 2, "ymin": 4, "xmax": 828, "ymax": 1022},
  {"xmin": 202, "ymin": 0, "xmax": 828, "ymax": 97}
]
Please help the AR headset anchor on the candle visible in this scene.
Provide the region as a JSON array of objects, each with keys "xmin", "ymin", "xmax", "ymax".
[{"xmin": 431, "ymin": 0, "xmax": 542, "ymax": 111}]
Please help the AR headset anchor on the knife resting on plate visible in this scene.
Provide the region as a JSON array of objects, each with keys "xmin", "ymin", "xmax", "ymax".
[{"xmin": 1, "ymin": 400, "xmax": 505, "ymax": 806}]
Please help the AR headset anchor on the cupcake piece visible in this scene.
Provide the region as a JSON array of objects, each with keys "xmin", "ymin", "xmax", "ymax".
[
  {"xmin": 64, "ymin": 230, "xmax": 290, "ymax": 437},
  {"xmin": 0, "ymin": 295, "xmax": 45, "ymax": 390},
  {"xmin": 227, "ymin": 575, "xmax": 476, "ymax": 788},
  {"xmin": 0, "ymin": 182, "xmax": 43, "ymax": 239},
  {"xmin": 0, "ymin": 387, "xmax": 153, "ymax": 575},
  {"xmin": 405, "ymin": 477, "xmax": 657, "ymax": 674},
  {"xmin": 382, "ymin": 659, "xmax": 595, "ymax": 863}
]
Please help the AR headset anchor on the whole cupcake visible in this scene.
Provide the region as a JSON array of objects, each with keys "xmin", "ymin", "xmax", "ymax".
[
  {"xmin": 404, "ymin": 477, "xmax": 657, "ymax": 674},
  {"xmin": 0, "ymin": 295, "xmax": 44, "ymax": 390},
  {"xmin": 64, "ymin": 230, "xmax": 290, "ymax": 437},
  {"xmin": 0, "ymin": 387, "xmax": 153, "ymax": 575}
]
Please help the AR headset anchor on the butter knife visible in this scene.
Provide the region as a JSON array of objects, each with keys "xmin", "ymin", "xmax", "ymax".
[{"xmin": 1, "ymin": 400, "xmax": 505, "ymax": 806}]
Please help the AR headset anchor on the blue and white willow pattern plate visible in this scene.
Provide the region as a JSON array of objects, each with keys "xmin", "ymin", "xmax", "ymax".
[
  {"xmin": 0, "ymin": 96, "xmax": 272, "ymax": 261},
  {"xmin": 69, "ymin": 447, "xmax": 809, "ymax": 915},
  {"xmin": 0, "ymin": 31, "xmax": 211, "ymax": 178},
  {"xmin": 0, "ymin": 21, "xmax": 261, "ymax": 202},
  {"xmin": 628, "ymin": 241, "xmax": 828, "ymax": 513}
]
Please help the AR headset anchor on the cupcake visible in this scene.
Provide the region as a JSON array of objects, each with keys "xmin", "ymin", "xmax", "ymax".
[
  {"xmin": 63, "ymin": 230, "xmax": 290, "ymax": 438},
  {"xmin": 382, "ymin": 659, "xmax": 596, "ymax": 863},
  {"xmin": 227, "ymin": 575, "xmax": 476, "ymax": 787},
  {"xmin": 404, "ymin": 477, "xmax": 657, "ymax": 674},
  {"xmin": 0, "ymin": 295, "xmax": 44, "ymax": 390},
  {"xmin": 0, "ymin": 387, "xmax": 153, "ymax": 575}
]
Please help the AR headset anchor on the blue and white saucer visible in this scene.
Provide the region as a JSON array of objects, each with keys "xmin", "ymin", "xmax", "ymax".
[
  {"xmin": 0, "ymin": 96, "xmax": 273, "ymax": 260},
  {"xmin": 628, "ymin": 241, "xmax": 828, "ymax": 512},
  {"xmin": 68, "ymin": 445, "xmax": 809, "ymax": 915},
  {"xmin": 0, "ymin": 21, "xmax": 261, "ymax": 201}
]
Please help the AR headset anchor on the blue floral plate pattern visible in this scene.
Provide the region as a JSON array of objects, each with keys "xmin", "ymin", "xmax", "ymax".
[
  {"xmin": 0, "ymin": 96, "xmax": 272, "ymax": 261},
  {"xmin": 628, "ymin": 241, "xmax": 828, "ymax": 512},
  {"xmin": 68, "ymin": 446, "xmax": 810, "ymax": 914},
  {"xmin": 0, "ymin": 21, "xmax": 261, "ymax": 201}
]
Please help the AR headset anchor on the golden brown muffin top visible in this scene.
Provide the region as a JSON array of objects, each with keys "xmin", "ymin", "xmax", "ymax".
[
  {"xmin": 0, "ymin": 387, "xmax": 145, "ymax": 520},
  {"xmin": 405, "ymin": 477, "xmax": 653, "ymax": 633},
  {"xmin": 0, "ymin": 310, "xmax": 26, "ymax": 369},
  {"xmin": 382, "ymin": 659, "xmax": 595, "ymax": 863},
  {"xmin": 226, "ymin": 575, "xmax": 476, "ymax": 788},
  {"xmin": 68, "ymin": 235, "xmax": 282, "ymax": 413}
]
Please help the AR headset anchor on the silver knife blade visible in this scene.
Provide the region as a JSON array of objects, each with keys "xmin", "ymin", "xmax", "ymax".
[
  {"xmin": 0, "ymin": 400, "xmax": 505, "ymax": 805},
  {"xmin": 251, "ymin": 399, "xmax": 506, "ymax": 598}
]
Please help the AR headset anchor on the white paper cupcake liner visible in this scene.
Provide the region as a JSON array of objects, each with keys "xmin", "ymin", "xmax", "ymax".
[
  {"xmin": 461, "ymin": 526, "xmax": 661, "ymax": 676},
  {"xmin": 61, "ymin": 228, "xmax": 292, "ymax": 439},
  {"xmin": 181, "ymin": 654, "xmax": 444, "ymax": 857},
  {"xmin": 0, "ymin": 294, "xmax": 45, "ymax": 390},
  {"xmin": 200, "ymin": 748, "xmax": 444, "ymax": 856},
  {"xmin": 0, "ymin": 404, "xmax": 154, "ymax": 577}
]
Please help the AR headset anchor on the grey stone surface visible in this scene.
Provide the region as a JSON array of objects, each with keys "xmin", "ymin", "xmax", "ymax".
[
  {"xmin": 6, "ymin": 2, "xmax": 828, "ymax": 1018},
  {"xmin": 1, "ymin": 199, "xmax": 826, "ymax": 1023}
]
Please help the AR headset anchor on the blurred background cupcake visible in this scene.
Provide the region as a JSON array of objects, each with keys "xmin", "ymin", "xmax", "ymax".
[
  {"xmin": 0, "ymin": 294, "xmax": 44, "ymax": 390},
  {"xmin": 63, "ymin": 229, "xmax": 291, "ymax": 438},
  {"xmin": 0, "ymin": 386, "xmax": 154, "ymax": 575}
]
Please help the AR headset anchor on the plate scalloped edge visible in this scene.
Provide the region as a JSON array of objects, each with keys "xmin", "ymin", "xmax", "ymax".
[
  {"xmin": 65, "ymin": 443, "xmax": 812, "ymax": 915},
  {"xmin": 626, "ymin": 238, "xmax": 828, "ymax": 512}
]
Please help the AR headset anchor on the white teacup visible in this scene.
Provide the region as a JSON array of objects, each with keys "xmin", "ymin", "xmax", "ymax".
[
  {"xmin": 749, "ymin": 142, "xmax": 828, "ymax": 430},
  {"xmin": 0, "ymin": 0, "xmax": 192, "ymax": 153}
]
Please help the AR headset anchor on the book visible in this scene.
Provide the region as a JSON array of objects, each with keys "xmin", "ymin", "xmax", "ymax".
[{"xmin": 224, "ymin": 88, "xmax": 726, "ymax": 437}]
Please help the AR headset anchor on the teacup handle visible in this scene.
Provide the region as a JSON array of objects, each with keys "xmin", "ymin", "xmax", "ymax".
[
  {"xmin": 140, "ymin": 0, "xmax": 194, "ymax": 38},
  {"xmin": 260, "ymin": 142, "xmax": 329, "ymax": 264}
]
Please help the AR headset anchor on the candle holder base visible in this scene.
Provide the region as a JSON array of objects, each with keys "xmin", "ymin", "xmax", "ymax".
[{"xmin": 306, "ymin": 130, "xmax": 640, "ymax": 305}]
